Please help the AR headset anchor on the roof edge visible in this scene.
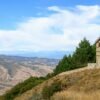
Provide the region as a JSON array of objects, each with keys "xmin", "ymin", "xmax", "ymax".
[{"xmin": 95, "ymin": 37, "xmax": 100, "ymax": 44}]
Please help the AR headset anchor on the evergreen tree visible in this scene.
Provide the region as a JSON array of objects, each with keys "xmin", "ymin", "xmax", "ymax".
[
  {"xmin": 91, "ymin": 44, "xmax": 96, "ymax": 63},
  {"xmin": 54, "ymin": 55, "xmax": 68, "ymax": 74},
  {"xmin": 73, "ymin": 38, "xmax": 92, "ymax": 66},
  {"xmin": 54, "ymin": 38, "xmax": 96, "ymax": 74},
  {"xmin": 54, "ymin": 55, "xmax": 75, "ymax": 74}
]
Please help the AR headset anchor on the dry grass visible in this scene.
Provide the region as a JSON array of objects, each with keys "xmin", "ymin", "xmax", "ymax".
[
  {"xmin": 15, "ymin": 67, "xmax": 100, "ymax": 100},
  {"xmin": 51, "ymin": 90, "xmax": 100, "ymax": 100}
]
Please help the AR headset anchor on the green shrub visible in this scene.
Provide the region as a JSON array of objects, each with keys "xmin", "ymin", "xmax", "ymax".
[
  {"xmin": 42, "ymin": 81, "xmax": 62, "ymax": 99},
  {"xmin": 3, "ymin": 77, "xmax": 45, "ymax": 100}
]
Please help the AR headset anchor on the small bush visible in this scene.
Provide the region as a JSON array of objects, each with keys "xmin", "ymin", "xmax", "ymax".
[{"xmin": 42, "ymin": 81, "xmax": 62, "ymax": 99}]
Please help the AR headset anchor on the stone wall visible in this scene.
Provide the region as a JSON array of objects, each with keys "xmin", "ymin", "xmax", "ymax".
[
  {"xmin": 96, "ymin": 40, "xmax": 100, "ymax": 67},
  {"xmin": 88, "ymin": 63, "xmax": 96, "ymax": 68}
]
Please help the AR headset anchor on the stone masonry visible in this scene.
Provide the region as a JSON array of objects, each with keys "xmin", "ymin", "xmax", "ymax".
[{"xmin": 96, "ymin": 37, "xmax": 100, "ymax": 67}]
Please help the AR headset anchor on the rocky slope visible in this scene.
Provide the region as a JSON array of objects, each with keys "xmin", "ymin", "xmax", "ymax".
[{"xmin": 0, "ymin": 55, "xmax": 59, "ymax": 95}]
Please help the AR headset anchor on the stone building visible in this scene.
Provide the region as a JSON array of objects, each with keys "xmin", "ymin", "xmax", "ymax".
[
  {"xmin": 88, "ymin": 37, "xmax": 100, "ymax": 68},
  {"xmin": 96, "ymin": 37, "xmax": 100, "ymax": 67}
]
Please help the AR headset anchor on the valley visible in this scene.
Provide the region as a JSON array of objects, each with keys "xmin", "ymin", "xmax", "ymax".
[{"xmin": 0, "ymin": 55, "xmax": 59, "ymax": 95}]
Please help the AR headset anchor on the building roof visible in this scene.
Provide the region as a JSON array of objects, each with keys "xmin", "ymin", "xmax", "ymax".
[{"xmin": 95, "ymin": 37, "xmax": 100, "ymax": 44}]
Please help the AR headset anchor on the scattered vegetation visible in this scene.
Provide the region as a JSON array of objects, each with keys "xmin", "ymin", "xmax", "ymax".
[
  {"xmin": 0, "ymin": 73, "xmax": 56, "ymax": 100},
  {"xmin": 42, "ymin": 81, "xmax": 62, "ymax": 99},
  {"xmin": 1, "ymin": 77, "xmax": 45, "ymax": 100},
  {"xmin": 14, "ymin": 68, "xmax": 100, "ymax": 100}
]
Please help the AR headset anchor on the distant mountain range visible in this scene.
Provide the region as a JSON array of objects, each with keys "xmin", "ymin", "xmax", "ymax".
[
  {"xmin": 0, "ymin": 51, "xmax": 72, "ymax": 59},
  {"xmin": 0, "ymin": 55, "xmax": 59, "ymax": 95}
]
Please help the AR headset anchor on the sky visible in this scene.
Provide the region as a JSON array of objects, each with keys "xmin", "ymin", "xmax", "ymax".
[{"xmin": 0, "ymin": 0, "xmax": 100, "ymax": 58}]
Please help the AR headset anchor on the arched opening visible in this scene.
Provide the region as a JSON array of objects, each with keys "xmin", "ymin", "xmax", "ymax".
[{"xmin": 99, "ymin": 42, "xmax": 100, "ymax": 47}]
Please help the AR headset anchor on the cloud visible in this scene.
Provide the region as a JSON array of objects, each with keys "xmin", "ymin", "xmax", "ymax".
[
  {"xmin": 48, "ymin": 6, "xmax": 65, "ymax": 12},
  {"xmin": 0, "ymin": 5, "xmax": 100, "ymax": 53}
]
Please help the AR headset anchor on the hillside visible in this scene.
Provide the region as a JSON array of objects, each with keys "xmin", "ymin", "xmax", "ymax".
[
  {"xmin": 14, "ymin": 67, "xmax": 100, "ymax": 100},
  {"xmin": 0, "ymin": 55, "xmax": 59, "ymax": 95},
  {"xmin": 0, "ymin": 38, "xmax": 97, "ymax": 100}
]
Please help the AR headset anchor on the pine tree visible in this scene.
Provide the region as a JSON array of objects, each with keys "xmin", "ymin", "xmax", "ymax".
[
  {"xmin": 54, "ymin": 38, "xmax": 96, "ymax": 74},
  {"xmin": 73, "ymin": 38, "xmax": 92, "ymax": 66}
]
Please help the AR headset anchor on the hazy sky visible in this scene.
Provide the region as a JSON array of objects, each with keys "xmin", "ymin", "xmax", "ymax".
[{"xmin": 0, "ymin": 0, "xmax": 100, "ymax": 58}]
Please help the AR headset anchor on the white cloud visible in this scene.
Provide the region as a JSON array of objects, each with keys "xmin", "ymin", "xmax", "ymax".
[
  {"xmin": 0, "ymin": 5, "xmax": 100, "ymax": 52},
  {"xmin": 48, "ymin": 6, "xmax": 65, "ymax": 12}
]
